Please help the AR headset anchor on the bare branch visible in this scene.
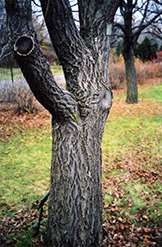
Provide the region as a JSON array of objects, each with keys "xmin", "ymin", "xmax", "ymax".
[
  {"xmin": 138, "ymin": 0, "xmax": 150, "ymax": 28},
  {"xmin": 32, "ymin": 0, "xmax": 41, "ymax": 8},
  {"xmin": 134, "ymin": 9, "xmax": 162, "ymax": 40},
  {"xmin": 5, "ymin": 0, "xmax": 78, "ymax": 121},
  {"xmin": 0, "ymin": 43, "xmax": 12, "ymax": 63},
  {"xmin": 70, "ymin": 3, "xmax": 78, "ymax": 8},
  {"xmin": 114, "ymin": 22, "xmax": 126, "ymax": 35},
  {"xmin": 113, "ymin": 0, "xmax": 162, "ymax": 49}
]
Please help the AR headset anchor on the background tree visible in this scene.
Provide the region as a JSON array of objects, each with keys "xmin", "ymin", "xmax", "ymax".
[
  {"xmin": 3, "ymin": 0, "xmax": 120, "ymax": 246},
  {"xmin": 114, "ymin": 0, "xmax": 162, "ymax": 103}
]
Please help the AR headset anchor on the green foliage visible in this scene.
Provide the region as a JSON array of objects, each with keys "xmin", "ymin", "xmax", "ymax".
[
  {"xmin": 115, "ymin": 37, "xmax": 158, "ymax": 62},
  {"xmin": 135, "ymin": 37, "xmax": 157, "ymax": 62},
  {"xmin": 116, "ymin": 43, "xmax": 124, "ymax": 56}
]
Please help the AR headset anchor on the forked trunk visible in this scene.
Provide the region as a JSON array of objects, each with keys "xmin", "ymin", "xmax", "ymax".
[
  {"xmin": 4, "ymin": 0, "xmax": 121, "ymax": 246},
  {"xmin": 123, "ymin": 47, "xmax": 138, "ymax": 104}
]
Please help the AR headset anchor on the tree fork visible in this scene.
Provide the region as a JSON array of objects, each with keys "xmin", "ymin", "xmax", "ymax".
[{"xmin": 4, "ymin": 0, "xmax": 121, "ymax": 246}]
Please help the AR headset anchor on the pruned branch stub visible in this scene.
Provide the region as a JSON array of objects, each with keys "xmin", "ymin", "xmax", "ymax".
[{"xmin": 14, "ymin": 35, "xmax": 34, "ymax": 56}]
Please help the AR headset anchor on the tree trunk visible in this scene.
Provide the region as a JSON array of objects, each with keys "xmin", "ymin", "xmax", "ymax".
[
  {"xmin": 4, "ymin": 0, "xmax": 120, "ymax": 246},
  {"xmin": 48, "ymin": 107, "xmax": 109, "ymax": 246},
  {"xmin": 118, "ymin": 0, "xmax": 138, "ymax": 104},
  {"xmin": 123, "ymin": 45, "xmax": 138, "ymax": 104}
]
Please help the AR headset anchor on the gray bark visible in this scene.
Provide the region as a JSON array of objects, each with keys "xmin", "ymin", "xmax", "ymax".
[
  {"xmin": 120, "ymin": 0, "xmax": 138, "ymax": 104},
  {"xmin": 4, "ymin": 0, "xmax": 120, "ymax": 246},
  {"xmin": 123, "ymin": 46, "xmax": 138, "ymax": 104}
]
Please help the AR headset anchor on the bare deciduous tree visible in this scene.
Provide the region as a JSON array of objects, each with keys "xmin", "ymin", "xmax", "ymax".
[
  {"xmin": 2, "ymin": 0, "xmax": 120, "ymax": 246},
  {"xmin": 114, "ymin": 0, "xmax": 162, "ymax": 103}
]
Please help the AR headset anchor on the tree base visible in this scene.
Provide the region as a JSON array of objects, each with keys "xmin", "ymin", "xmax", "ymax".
[{"xmin": 126, "ymin": 98, "xmax": 138, "ymax": 104}]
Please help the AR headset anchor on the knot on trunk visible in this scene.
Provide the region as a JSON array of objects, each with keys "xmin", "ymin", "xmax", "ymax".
[{"xmin": 14, "ymin": 36, "xmax": 34, "ymax": 56}]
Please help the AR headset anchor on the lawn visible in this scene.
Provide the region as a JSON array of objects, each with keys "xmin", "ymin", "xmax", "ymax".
[
  {"xmin": 0, "ymin": 82, "xmax": 162, "ymax": 246},
  {"xmin": 0, "ymin": 66, "xmax": 63, "ymax": 81},
  {"xmin": 102, "ymin": 83, "xmax": 162, "ymax": 246}
]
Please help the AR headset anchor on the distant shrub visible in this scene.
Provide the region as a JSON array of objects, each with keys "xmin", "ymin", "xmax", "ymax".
[
  {"xmin": 109, "ymin": 51, "xmax": 162, "ymax": 89},
  {"xmin": 135, "ymin": 58, "xmax": 153, "ymax": 84},
  {"xmin": 0, "ymin": 79, "xmax": 39, "ymax": 114},
  {"xmin": 109, "ymin": 54, "xmax": 126, "ymax": 89}
]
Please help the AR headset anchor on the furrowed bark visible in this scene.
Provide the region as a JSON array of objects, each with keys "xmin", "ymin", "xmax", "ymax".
[
  {"xmin": 40, "ymin": 0, "xmax": 93, "ymax": 96},
  {"xmin": 78, "ymin": 0, "xmax": 121, "ymax": 44},
  {"xmin": 40, "ymin": 0, "xmax": 113, "ymax": 120},
  {"xmin": 5, "ymin": 0, "xmax": 77, "ymax": 121},
  {"xmin": 40, "ymin": 1, "xmax": 114, "ymax": 246},
  {"xmin": 48, "ymin": 115, "xmax": 107, "ymax": 246},
  {"xmin": 4, "ymin": 0, "xmax": 118, "ymax": 246},
  {"xmin": 40, "ymin": 0, "xmax": 120, "ymax": 96}
]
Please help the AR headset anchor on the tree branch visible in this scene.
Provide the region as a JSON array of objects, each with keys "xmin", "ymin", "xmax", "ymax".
[
  {"xmin": 114, "ymin": 22, "xmax": 127, "ymax": 35},
  {"xmin": 15, "ymin": 42, "xmax": 78, "ymax": 122},
  {"xmin": 138, "ymin": 0, "xmax": 150, "ymax": 28},
  {"xmin": 5, "ymin": 0, "xmax": 78, "ymax": 122},
  {"xmin": 78, "ymin": 0, "xmax": 121, "ymax": 42},
  {"xmin": 39, "ymin": 0, "xmax": 96, "ymax": 96},
  {"xmin": 134, "ymin": 9, "xmax": 162, "ymax": 41},
  {"xmin": 40, "ymin": 0, "xmax": 85, "ymax": 67},
  {"xmin": 0, "ymin": 43, "xmax": 12, "ymax": 63}
]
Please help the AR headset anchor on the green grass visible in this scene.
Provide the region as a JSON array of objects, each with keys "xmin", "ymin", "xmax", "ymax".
[
  {"xmin": 102, "ymin": 83, "xmax": 162, "ymax": 229},
  {"xmin": 139, "ymin": 83, "xmax": 162, "ymax": 103},
  {"xmin": 0, "ymin": 126, "xmax": 51, "ymax": 211},
  {"xmin": 102, "ymin": 115, "xmax": 162, "ymax": 161},
  {"xmin": 0, "ymin": 83, "xmax": 162, "ymax": 245},
  {"xmin": 0, "ymin": 68, "xmax": 24, "ymax": 80},
  {"xmin": 113, "ymin": 82, "xmax": 162, "ymax": 102},
  {"xmin": 0, "ymin": 65, "xmax": 63, "ymax": 80},
  {"xmin": 104, "ymin": 194, "xmax": 114, "ymax": 205},
  {"xmin": 50, "ymin": 65, "xmax": 63, "ymax": 75}
]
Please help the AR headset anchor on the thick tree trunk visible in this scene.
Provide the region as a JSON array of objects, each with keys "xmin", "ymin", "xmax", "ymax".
[
  {"xmin": 123, "ymin": 46, "xmax": 138, "ymax": 104},
  {"xmin": 48, "ymin": 108, "xmax": 109, "ymax": 247},
  {"xmin": 4, "ymin": 0, "xmax": 120, "ymax": 246}
]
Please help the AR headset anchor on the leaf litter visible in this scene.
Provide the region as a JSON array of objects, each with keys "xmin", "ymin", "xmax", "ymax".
[{"xmin": 0, "ymin": 82, "xmax": 162, "ymax": 246}]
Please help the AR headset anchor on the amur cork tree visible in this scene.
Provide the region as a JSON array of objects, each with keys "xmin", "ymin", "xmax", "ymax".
[{"xmin": 3, "ymin": 0, "xmax": 120, "ymax": 246}]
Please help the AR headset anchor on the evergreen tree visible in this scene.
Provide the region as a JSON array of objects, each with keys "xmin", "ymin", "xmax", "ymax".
[{"xmin": 135, "ymin": 37, "xmax": 157, "ymax": 62}]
